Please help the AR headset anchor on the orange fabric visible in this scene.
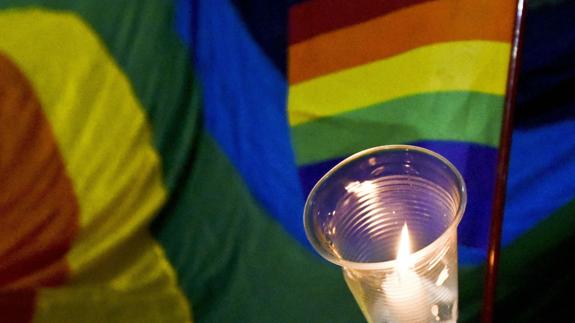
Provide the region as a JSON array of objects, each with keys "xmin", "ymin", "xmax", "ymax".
[
  {"xmin": 289, "ymin": 0, "xmax": 515, "ymax": 84},
  {"xmin": 0, "ymin": 52, "xmax": 79, "ymax": 294}
]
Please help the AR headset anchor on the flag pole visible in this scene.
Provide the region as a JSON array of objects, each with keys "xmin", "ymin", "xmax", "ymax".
[{"xmin": 481, "ymin": 0, "xmax": 527, "ymax": 322}]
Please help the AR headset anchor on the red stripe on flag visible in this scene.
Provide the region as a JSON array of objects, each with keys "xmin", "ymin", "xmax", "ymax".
[
  {"xmin": 0, "ymin": 290, "xmax": 35, "ymax": 323},
  {"xmin": 289, "ymin": 0, "xmax": 431, "ymax": 45}
]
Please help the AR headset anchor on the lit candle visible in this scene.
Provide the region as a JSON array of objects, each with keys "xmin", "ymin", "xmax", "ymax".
[
  {"xmin": 379, "ymin": 223, "xmax": 429, "ymax": 322},
  {"xmin": 304, "ymin": 145, "xmax": 465, "ymax": 323}
]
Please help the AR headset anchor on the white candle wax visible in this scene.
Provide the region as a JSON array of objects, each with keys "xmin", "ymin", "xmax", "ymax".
[{"xmin": 380, "ymin": 223, "xmax": 429, "ymax": 322}]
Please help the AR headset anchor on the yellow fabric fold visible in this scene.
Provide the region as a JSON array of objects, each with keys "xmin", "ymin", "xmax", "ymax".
[
  {"xmin": 288, "ymin": 41, "xmax": 511, "ymax": 126},
  {"xmin": 0, "ymin": 9, "xmax": 191, "ymax": 322}
]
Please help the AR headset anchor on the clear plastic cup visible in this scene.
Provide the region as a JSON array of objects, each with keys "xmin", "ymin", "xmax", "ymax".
[{"xmin": 304, "ymin": 145, "xmax": 467, "ymax": 323}]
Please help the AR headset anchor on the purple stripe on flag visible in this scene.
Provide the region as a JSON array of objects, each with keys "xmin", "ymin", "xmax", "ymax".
[{"xmin": 298, "ymin": 141, "xmax": 498, "ymax": 250}]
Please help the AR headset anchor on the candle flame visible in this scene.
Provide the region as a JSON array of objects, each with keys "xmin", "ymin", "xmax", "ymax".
[{"xmin": 396, "ymin": 223, "xmax": 412, "ymax": 273}]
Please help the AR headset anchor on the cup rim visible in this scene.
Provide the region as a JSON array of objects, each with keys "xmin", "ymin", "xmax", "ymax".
[{"xmin": 303, "ymin": 144, "xmax": 467, "ymax": 270}]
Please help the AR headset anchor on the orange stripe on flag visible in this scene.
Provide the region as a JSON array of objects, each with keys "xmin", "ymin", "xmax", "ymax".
[
  {"xmin": 0, "ymin": 52, "xmax": 79, "ymax": 321},
  {"xmin": 289, "ymin": 0, "xmax": 516, "ymax": 84}
]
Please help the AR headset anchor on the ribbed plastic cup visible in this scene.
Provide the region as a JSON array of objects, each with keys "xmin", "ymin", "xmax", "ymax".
[{"xmin": 303, "ymin": 145, "xmax": 466, "ymax": 323}]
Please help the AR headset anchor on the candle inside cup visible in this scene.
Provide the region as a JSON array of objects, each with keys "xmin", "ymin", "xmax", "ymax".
[
  {"xmin": 381, "ymin": 223, "xmax": 429, "ymax": 322},
  {"xmin": 304, "ymin": 145, "xmax": 466, "ymax": 323}
]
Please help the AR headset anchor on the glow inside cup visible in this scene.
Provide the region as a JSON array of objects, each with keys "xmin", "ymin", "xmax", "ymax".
[{"xmin": 303, "ymin": 145, "xmax": 467, "ymax": 323}]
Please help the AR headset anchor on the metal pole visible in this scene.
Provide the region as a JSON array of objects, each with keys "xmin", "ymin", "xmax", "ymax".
[{"xmin": 481, "ymin": 0, "xmax": 527, "ymax": 322}]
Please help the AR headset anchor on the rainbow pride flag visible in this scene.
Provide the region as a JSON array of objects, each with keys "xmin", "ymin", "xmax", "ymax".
[
  {"xmin": 288, "ymin": 0, "xmax": 516, "ymax": 261},
  {"xmin": 1, "ymin": 0, "xmax": 575, "ymax": 322}
]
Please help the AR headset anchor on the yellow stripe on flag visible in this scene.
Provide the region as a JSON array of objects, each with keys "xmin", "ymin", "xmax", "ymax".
[
  {"xmin": 288, "ymin": 40, "xmax": 511, "ymax": 126},
  {"xmin": 0, "ymin": 9, "xmax": 191, "ymax": 322}
]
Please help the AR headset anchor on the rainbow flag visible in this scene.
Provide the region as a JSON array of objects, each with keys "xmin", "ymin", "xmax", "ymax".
[
  {"xmin": 1, "ymin": 0, "xmax": 575, "ymax": 322},
  {"xmin": 288, "ymin": 0, "xmax": 516, "ymax": 262}
]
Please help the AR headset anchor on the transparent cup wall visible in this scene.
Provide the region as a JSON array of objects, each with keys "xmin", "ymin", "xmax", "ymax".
[{"xmin": 304, "ymin": 145, "xmax": 467, "ymax": 323}]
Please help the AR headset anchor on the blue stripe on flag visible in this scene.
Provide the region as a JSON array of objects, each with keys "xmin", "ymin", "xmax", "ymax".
[{"xmin": 175, "ymin": 0, "xmax": 308, "ymax": 246}]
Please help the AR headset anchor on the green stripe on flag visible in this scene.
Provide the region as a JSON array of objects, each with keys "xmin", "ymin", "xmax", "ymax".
[
  {"xmin": 291, "ymin": 91, "xmax": 504, "ymax": 165},
  {"xmin": 152, "ymin": 129, "xmax": 365, "ymax": 323}
]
